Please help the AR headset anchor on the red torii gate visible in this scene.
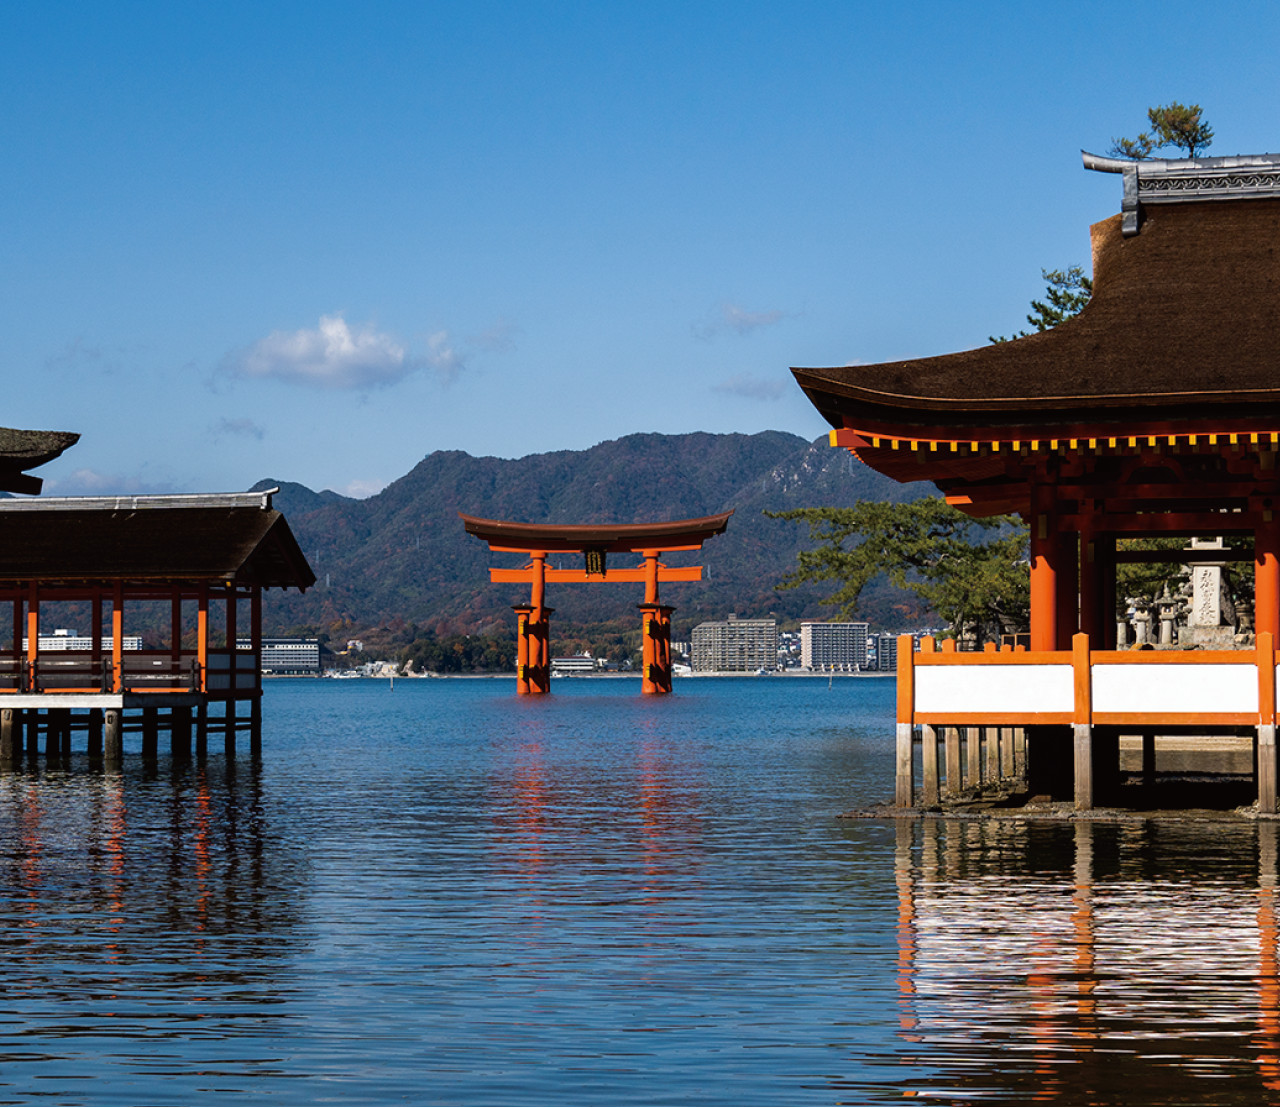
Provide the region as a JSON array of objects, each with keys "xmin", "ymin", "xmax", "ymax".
[{"xmin": 460, "ymin": 512, "xmax": 732, "ymax": 695}]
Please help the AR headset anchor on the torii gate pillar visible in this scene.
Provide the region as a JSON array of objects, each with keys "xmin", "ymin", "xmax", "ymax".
[
  {"xmin": 639, "ymin": 550, "xmax": 674, "ymax": 694},
  {"xmin": 513, "ymin": 552, "xmax": 553, "ymax": 695}
]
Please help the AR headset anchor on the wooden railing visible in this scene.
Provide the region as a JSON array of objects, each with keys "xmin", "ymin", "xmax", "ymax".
[
  {"xmin": 0, "ymin": 649, "xmax": 261, "ymax": 696},
  {"xmin": 895, "ymin": 631, "xmax": 1278, "ymax": 810}
]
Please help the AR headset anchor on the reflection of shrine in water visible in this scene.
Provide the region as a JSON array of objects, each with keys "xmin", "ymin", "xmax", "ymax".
[
  {"xmin": 886, "ymin": 818, "xmax": 1280, "ymax": 1103},
  {"xmin": 0, "ymin": 762, "xmax": 305, "ymax": 1017}
]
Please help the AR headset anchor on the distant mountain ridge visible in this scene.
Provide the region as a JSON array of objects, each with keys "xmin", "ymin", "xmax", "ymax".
[{"xmin": 253, "ymin": 431, "xmax": 934, "ymax": 638}]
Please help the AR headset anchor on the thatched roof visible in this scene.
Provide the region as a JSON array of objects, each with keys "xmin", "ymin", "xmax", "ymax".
[
  {"xmin": 0, "ymin": 427, "xmax": 79, "ymax": 493},
  {"xmin": 0, "ymin": 492, "xmax": 314, "ymax": 588}
]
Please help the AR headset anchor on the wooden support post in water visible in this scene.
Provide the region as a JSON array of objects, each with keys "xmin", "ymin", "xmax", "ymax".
[
  {"xmin": 250, "ymin": 695, "xmax": 262, "ymax": 758},
  {"xmin": 87, "ymin": 709, "xmax": 103, "ymax": 760},
  {"xmin": 983, "ymin": 725, "xmax": 998, "ymax": 782},
  {"xmin": 224, "ymin": 708, "xmax": 236, "ymax": 759},
  {"xmin": 966, "ymin": 726, "xmax": 980, "ymax": 786},
  {"xmin": 196, "ymin": 702, "xmax": 208, "ymax": 759},
  {"xmin": 944, "ymin": 725, "xmax": 962, "ymax": 796},
  {"xmin": 60, "ymin": 709, "xmax": 71, "ymax": 760},
  {"xmin": 0, "ymin": 708, "xmax": 13, "ymax": 767},
  {"xmin": 921, "ymin": 724, "xmax": 939, "ymax": 807},
  {"xmin": 895, "ymin": 723, "xmax": 914, "ymax": 807},
  {"xmin": 1000, "ymin": 726, "xmax": 1015, "ymax": 779},
  {"xmin": 24, "ymin": 710, "xmax": 38, "ymax": 759},
  {"xmin": 1142, "ymin": 733, "xmax": 1155, "ymax": 790},
  {"xmin": 104, "ymin": 709, "xmax": 122, "ymax": 767},
  {"xmin": 1073, "ymin": 632, "xmax": 1093, "ymax": 810},
  {"xmin": 1073, "ymin": 724, "xmax": 1094, "ymax": 809},
  {"xmin": 171, "ymin": 706, "xmax": 192, "ymax": 761},
  {"xmin": 895, "ymin": 633, "xmax": 914, "ymax": 807},
  {"xmin": 44, "ymin": 710, "xmax": 59, "ymax": 762},
  {"xmin": 141, "ymin": 707, "xmax": 158, "ymax": 760},
  {"xmin": 1259, "ymin": 632, "xmax": 1277, "ymax": 815}
]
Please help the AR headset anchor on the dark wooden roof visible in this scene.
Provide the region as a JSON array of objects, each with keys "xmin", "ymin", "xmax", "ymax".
[
  {"xmin": 460, "ymin": 511, "xmax": 732, "ymax": 553},
  {"xmin": 0, "ymin": 492, "xmax": 315, "ymax": 588},
  {"xmin": 793, "ymin": 197, "xmax": 1280, "ymax": 434},
  {"xmin": 0, "ymin": 428, "xmax": 80, "ymax": 494}
]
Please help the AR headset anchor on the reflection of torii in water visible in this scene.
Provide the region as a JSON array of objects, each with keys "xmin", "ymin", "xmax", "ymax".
[{"xmin": 460, "ymin": 512, "xmax": 732, "ymax": 695}]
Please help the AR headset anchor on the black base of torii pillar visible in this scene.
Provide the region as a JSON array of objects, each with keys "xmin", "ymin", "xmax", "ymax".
[
  {"xmin": 639, "ymin": 603, "xmax": 675, "ymax": 694},
  {"xmin": 513, "ymin": 605, "xmax": 553, "ymax": 695}
]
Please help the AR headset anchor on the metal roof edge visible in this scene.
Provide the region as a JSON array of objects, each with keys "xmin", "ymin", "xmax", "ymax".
[{"xmin": 0, "ymin": 490, "xmax": 278, "ymax": 512}]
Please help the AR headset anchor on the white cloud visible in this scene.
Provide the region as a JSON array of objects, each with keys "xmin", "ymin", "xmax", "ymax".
[
  {"xmin": 44, "ymin": 336, "xmax": 132, "ymax": 376},
  {"xmin": 340, "ymin": 478, "xmax": 388, "ymax": 499},
  {"xmin": 229, "ymin": 314, "xmax": 415, "ymax": 390},
  {"xmin": 42, "ymin": 469, "xmax": 180, "ymax": 497},
  {"xmin": 712, "ymin": 373, "xmax": 787, "ymax": 401},
  {"xmin": 469, "ymin": 318, "xmax": 521, "ymax": 354},
  {"xmin": 426, "ymin": 330, "xmax": 465, "ymax": 384},
  {"xmin": 694, "ymin": 302, "xmax": 789, "ymax": 340},
  {"xmin": 211, "ymin": 417, "xmax": 265, "ymax": 441}
]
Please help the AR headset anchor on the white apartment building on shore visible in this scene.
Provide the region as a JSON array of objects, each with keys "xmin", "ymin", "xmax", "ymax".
[
  {"xmin": 691, "ymin": 615, "xmax": 778, "ymax": 672},
  {"xmin": 800, "ymin": 621, "xmax": 868, "ymax": 671},
  {"xmin": 22, "ymin": 628, "xmax": 142, "ymax": 651}
]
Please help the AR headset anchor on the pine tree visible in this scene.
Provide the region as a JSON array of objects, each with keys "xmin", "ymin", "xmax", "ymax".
[
  {"xmin": 1108, "ymin": 102, "xmax": 1214, "ymax": 160},
  {"xmin": 989, "ymin": 266, "xmax": 1092, "ymax": 343}
]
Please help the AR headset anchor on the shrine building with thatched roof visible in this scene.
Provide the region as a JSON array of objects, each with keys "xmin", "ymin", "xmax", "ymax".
[{"xmin": 792, "ymin": 151, "xmax": 1280, "ymax": 812}]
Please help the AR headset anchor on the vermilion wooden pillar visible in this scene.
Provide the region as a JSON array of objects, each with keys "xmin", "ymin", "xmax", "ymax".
[
  {"xmin": 112, "ymin": 581, "xmax": 124, "ymax": 693},
  {"xmin": 1029, "ymin": 484, "xmax": 1058, "ymax": 652},
  {"xmin": 26, "ymin": 581, "xmax": 38, "ymax": 692},
  {"xmin": 197, "ymin": 582, "xmax": 209, "ymax": 692},
  {"xmin": 639, "ymin": 551, "xmax": 674, "ymax": 695},
  {"xmin": 518, "ymin": 553, "xmax": 552, "ymax": 695},
  {"xmin": 1258, "ymin": 520, "xmax": 1280, "ymax": 641}
]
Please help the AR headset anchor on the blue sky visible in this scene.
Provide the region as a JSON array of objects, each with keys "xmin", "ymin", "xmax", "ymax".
[{"xmin": 3, "ymin": 1, "xmax": 1277, "ymax": 497}]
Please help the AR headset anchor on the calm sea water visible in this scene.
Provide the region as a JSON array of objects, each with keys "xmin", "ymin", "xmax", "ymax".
[{"xmin": 1, "ymin": 676, "xmax": 1279, "ymax": 1105}]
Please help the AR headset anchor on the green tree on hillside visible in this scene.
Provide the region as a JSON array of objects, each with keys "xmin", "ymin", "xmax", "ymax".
[{"xmin": 1109, "ymin": 102, "xmax": 1214, "ymax": 160}]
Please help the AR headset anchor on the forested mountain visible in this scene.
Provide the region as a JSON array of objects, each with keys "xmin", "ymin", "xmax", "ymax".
[{"xmin": 254, "ymin": 431, "xmax": 934, "ymax": 642}]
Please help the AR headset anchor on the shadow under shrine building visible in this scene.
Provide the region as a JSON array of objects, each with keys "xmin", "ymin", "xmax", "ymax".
[{"xmin": 792, "ymin": 150, "xmax": 1280, "ymax": 813}]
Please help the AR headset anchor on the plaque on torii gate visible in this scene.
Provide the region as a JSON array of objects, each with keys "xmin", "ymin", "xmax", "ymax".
[{"xmin": 460, "ymin": 512, "xmax": 732, "ymax": 695}]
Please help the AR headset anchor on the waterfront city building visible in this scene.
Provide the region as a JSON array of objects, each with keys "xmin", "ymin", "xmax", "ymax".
[
  {"xmin": 691, "ymin": 616, "xmax": 778, "ymax": 673},
  {"xmin": 23, "ymin": 629, "xmax": 143, "ymax": 652},
  {"xmin": 870, "ymin": 633, "xmax": 897, "ymax": 673},
  {"xmin": 237, "ymin": 637, "xmax": 322, "ymax": 676},
  {"xmin": 800, "ymin": 621, "xmax": 868, "ymax": 671},
  {"xmin": 551, "ymin": 654, "xmax": 596, "ymax": 674}
]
